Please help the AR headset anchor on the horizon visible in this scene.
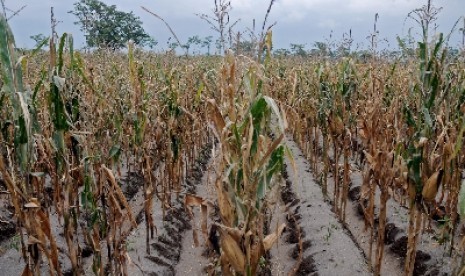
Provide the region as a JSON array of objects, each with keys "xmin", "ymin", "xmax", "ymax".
[{"xmin": 4, "ymin": 0, "xmax": 465, "ymax": 52}]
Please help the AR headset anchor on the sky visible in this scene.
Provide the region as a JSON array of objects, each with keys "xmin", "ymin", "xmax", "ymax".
[{"xmin": 5, "ymin": 0, "xmax": 465, "ymax": 51}]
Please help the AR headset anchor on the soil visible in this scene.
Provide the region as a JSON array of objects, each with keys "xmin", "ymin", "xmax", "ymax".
[
  {"xmin": 122, "ymin": 144, "xmax": 213, "ymax": 276},
  {"xmin": 279, "ymin": 135, "xmax": 371, "ymax": 276},
  {"xmin": 0, "ymin": 209, "xmax": 15, "ymax": 244},
  {"xmin": 0, "ymin": 180, "xmax": 16, "ymax": 244},
  {"xmin": 174, "ymin": 147, "xmax": 217, "ymax": 275}
]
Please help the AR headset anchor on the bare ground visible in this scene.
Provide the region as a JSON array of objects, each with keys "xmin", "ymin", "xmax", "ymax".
[{"xmin": 280, "ymin": 134, "xmax": 371, "ymax": 276}]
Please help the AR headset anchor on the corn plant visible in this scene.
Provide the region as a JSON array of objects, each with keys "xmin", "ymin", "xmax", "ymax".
[{"xmin": 207, "ymin": 51, "xmax": 287, "ymax": 275}]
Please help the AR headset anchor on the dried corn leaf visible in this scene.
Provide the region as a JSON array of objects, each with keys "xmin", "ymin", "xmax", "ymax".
[
  {"xmin": 215, "ymin": 178, "xmax": 234, "ymax": 227},
  {"xmin": 256, "ymin": 134, "xmax": 284, "ymax": 170},
  {"xmin": 263, "ymin": 223, "xmax": 286, "ymax": 251},
  {"xmin": 102, "ymin": 165, "xmax": 137, "ymax": 228},
  {"xmin": 459, "ymin": 179, "xmax": 465, "ymax": 219},
  {"xmin": 201, "ymin": 204, "xmax": 208, "ymax": 245},
  {"xmin": 21, "ymin": 265, "xmax": 33, "ymax": 276},
  {"xmin": 27, "ymin": 235, "xmax": 42, "ymax": 245},
  {"xmin": 207, "ymin": 99, "xmax": 225, "ymax": 132},
  {"xmin": 185, "ymin": 194, "xmax": 209, "ymax": 247},
  {"xmin": 24, "ymin": 200, "xmax": 40, "ymax": 208},
  {"xmin": 37, "ymin": 210, "xmax": 59, "ymax": 273},
  {"xmin": 220, "ymin": 232, "xmax": 245, "ymax": 274},
  {"xmin": 416, "ymin": 137, "xmax": 428, "ymax": 148},
  {"xmin": 216, "ymin": 223, "xmax": 244, "ymax": 243},
  {"xmin": 329, "ymin": 114, "xmax": 344, "ymax": 136},
  {"xmin": 250, "ymin": 242, "xmax": 264, "ymax": 276},
  {"xmin": 422, "ymin": 169, "xmax": 443, "ymax": 202}
]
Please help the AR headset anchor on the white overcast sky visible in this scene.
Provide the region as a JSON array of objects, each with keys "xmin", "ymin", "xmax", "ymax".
[{"xmin": 6, "ymin": 0, "xmax": 465, "ymax": 50}]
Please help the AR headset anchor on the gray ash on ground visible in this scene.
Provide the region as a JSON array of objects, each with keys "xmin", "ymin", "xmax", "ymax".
[
  {"xmin": 280, "ymin": 162, "xmax": 317, "ymax": 274},
  {"xmin": 149, "ymin": 143, "xmax": 213, "ymax": 274}
]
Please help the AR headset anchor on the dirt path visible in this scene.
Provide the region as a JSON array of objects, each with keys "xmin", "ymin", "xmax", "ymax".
[
  {"xmin": 122, "ymin": 145, "xmax": 213, "ymax": 276},
  {"xmin": 174, "ymin": 147, "xmax": 217, "ymax": 275},
  {"xmin": 279, "ymin": 134, "xmax": 371, "ymax": 276},
  {"xmin": 299, "ymin": 128, "xmax": 458, "ymax": 275}
]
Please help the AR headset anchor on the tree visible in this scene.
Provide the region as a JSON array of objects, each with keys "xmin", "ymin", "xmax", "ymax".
[
  {"xmin": 190, "ymin": 35, "xmax": 202, "ymax": 55},
  {"xmin": 313, "ymin": 41, "xmax": 330, "ymax": 57},
  {"xmin": 69, "ymin": 0, "xmax": 150, "ymax": 49},
  {"xmin": 183, "ymin": 35, "xmax": 202, "ymax": 55},
  {"xmin": 145, "ymin": 37, "xmax": 158, "ymax": 49},
  {"xmin": 1, "ymin": 0, "xmax": 26, "ymax": 21},
  {"xmin": 273, "ymin": 48, "xmax": 290, "ymax": 58},
  {"xmin": 234, "ymin": 40, "xmax": 254, "ymax": 56},
  {"xmin": 460, "ymin": 17, "xmax": 465, "ymax": 49},
  {"xmin": 201, "ymin": 36, "xmax": 213, "ymax": 55},
  {"xmin": 197, "ymin": 0, "xmax": 239, "ymax": 54},
  {"xmin": 166, "ymin": 37, "xmax": 179, "ymax": 53},
  {"xmin": 30, "ymin": 33, "xmax": 49, "ymax": 49},
  {"xmin": 290, "ymin": 43, "xmax": 307, "ymax": 57}
]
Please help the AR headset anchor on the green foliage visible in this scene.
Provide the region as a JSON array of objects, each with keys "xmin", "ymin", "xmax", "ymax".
[
  {"xmin": 202, "ymin": 36, "xmax": 213, "ymax": 55},
  {"xmin": 290, "ymin": 43, "xmax": 307, "ymax": 57},
  {"xmin": 69, "ymin": 0, "xmax": 151, "ymax": 49},
  {"xmin": 30, "ymin": 33, "xmax": 49, "ymax": 49},
  {"xmin": 273, "ymin": 48, "xmax": 290, "ymax": 58}
]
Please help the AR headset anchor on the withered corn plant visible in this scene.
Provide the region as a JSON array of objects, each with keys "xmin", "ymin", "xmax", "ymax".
[
  {"xmin": 266, "ymin": 12, "xmax": 465, "ymax": 274},
  {"xmin": 206, "ymin": 44, "xmax": 288, "ymax": 274},
  {"xmin": 0, "ymin": 14, "xmax": 61, "ymax": 276},
  {"xmin": 0, "ymin": 14, "xmax": 216, "ymax": 275}
]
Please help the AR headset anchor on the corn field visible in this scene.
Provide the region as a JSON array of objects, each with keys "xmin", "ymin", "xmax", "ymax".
[{"xmin": 1, "ymin": 8, "xmax": 465, "ymax": 276}]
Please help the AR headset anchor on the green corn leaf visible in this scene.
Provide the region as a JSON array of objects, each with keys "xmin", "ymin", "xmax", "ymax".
[
  {"xmin": 195, "ymin": 82, "xmax": 204, "ymax": 105},
  {"xmin": 407, "ymin": 152, "xmax": 422, "ymax": 192},
  {"xmin": 0, "ymin": 15, "xmax": 15, "ymax": 95},
  {"xmin": 68, "ymin": 34, "xmax": 74, "ymax": 71},
  {"xmin": 426, "ymin": 74, "xmax": 439, "ymax": 110},
  {"xmin": 109, "ymin": 145, "xmax": 121, "ymax": 161},
  {"xmin": 58, "ymin": 33, "xmax": 68, "ymax": 75},
  {"xmin": 257, "ymin": 177, "xmax": 266, "ymax": 202},
  {"xmin": 403, "ymin": 106, "xmax": 416, "ymax": 129},
  {"xmin": 30, "ymin": 36, "xmax": 49, "ymax": 57},
  {"xmin": 33, "ymin": 66, "xmax": 47, "ymax": 104},
  {"xmin": 50, "ymin": 79, "xmax": 69, "ymax": 131},
  {"xmin": 433, "ymin": 33, "xmax": 444, "ymax": 57},
  {"xmin": 235, "ymin": 196, "xmax": 247, "ymax": 220},
  {"xmin": 422, "ymin": 106, "xmax": 433, "ymax": 128}
]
